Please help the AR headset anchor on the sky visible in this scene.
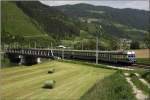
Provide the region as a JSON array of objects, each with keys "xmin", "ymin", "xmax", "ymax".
[{"xmin": 40, "ymin": 0, "xmax": 149, "ymax": 11}]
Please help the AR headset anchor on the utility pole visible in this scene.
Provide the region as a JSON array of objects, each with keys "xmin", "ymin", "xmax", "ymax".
[
  {"xmin": 96, "ymin": 37, "xmax": 98, "ymax": 64},
  {"xmin": 29, "ymin": 42, "xmax": 31, "ymax": 48},
  {"xmin": 95, "ymin": 25, "xmax": 102, "ymax": 64},
  {"xmin": 62, "ymin": 49, "xmax": 64, "ymax": 59},
  {"xmin": 34, "ymin": 41, "xmax": 36, "ymax": 49},
  {"xmin": 51, "ymin": 42, "xmax": 53, "ymax": 49},
  {"xmin": 16, "ymin": 42, "xmax": 18, "ymax": 48},
  {"xmin": 81, "ymin": 41, "xmax": 83, "ymax": 50}
]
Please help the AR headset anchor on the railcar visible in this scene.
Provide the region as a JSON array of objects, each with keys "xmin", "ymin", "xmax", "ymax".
[{"xmin": 52, "ymin": 49, "xmax": 136, "ymax": 64}]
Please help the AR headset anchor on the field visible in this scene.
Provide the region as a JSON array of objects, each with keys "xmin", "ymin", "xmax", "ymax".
[
  {"xmin": 134, "ymin": 49, "xmax": 149, "ymax": 58},
  {"xmin": 136, "ymin": 58, "xmax": 150, "ymax": 65},
  {"xmin": 81, "ymin": 71, "xmax": 136, "ymax": 100},
  {"xmin": 1, "ymin": 61, "xmax": 115, "ymax": 100}
]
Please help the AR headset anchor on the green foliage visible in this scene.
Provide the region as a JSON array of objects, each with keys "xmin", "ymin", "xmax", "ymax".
[
  {"xmin": 136, "ymin": 58, "xmax": 150, "ymax": 65},
  {"xmin": 1, "ymin": 1, "xmax": 54, "ymax": 47},
  {"xmin": 1, "ymin": 54, "xmax": 18, "ymax": 68},
  {"xmin": 55, "ymin": 4, "xmax": 149, "ymax": 41},
  {"xmin": 80, "ymin": 71, "xmax": 136, "ymax": 100},
  {"xmin": 130, "ymin": 73, "xmax": 150, "ymax": 95},
  {"xmin": 2, "ymin": 1, "xmax": 148, "ymax": 50},
  {"xmin": 130, "ymin": 41, "xmax": 140, "ymax": 49},
  {"xmin": 109, "ymin": 39, "xmax": 119, "ymax": 50},
  {"xmin": 16, "ymin": 1, "xmax": 80, "ymax": 39},
  {"xmin": 56, "ymin": 4, "xmax": 149, "ymax": 30},
  {"xmin": 1, "ymin": 55, "xmax": 11, "ymax": 67},
  {"xmin": 141, "ymin": 71, "xmax": 150, "ymax": 83},
  {"xmin": 144, "ymin": 32, "xmax": 150, "ymax": 49},
  {"xmin": 1, "ymin": 1, "xmax": 46, "ymax": 36}
]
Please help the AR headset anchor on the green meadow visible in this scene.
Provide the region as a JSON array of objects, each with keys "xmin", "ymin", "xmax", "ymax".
[{"xmin": 1, "ymin": 61, "xmax": 115, "ymax": 100}]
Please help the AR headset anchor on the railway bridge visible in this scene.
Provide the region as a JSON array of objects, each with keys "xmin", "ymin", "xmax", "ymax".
[{"xmin": 4, "ymin": 48, "xmax": 56, "ymax": 65}]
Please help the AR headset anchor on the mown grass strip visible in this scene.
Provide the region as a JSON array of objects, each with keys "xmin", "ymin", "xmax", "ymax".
[
  {"xmin": 130, "ymin": 73, "xmax": 150, "ymax": 95},
  {"xmin": 136, "ymin": 58, "xmax": 150, "ymax": 65},
  {"xmin": 1, "ymin": 61, "xmax": 115, "ymax": 100},
  {"xmin": 60, "ymin": 59, "xmax": 119, "ymax": 70},
  {"xmin": 80, "ymin": 71, "xmax": 136, "ymax": 100}
]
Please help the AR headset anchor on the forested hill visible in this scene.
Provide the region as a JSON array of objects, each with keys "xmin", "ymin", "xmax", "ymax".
[
  {"xmin": 2, "ymin": 1, "xmax": 54, "ymax": 47},
  {"xmin": 2, "ymin": 1, "xmax": 149, "ymax": 50},
  {"xmin": 54, "ymin": 3, "xmax": 149, "ymax": 30},
  {"xmin": 15, "ymin": 1, "xmax": 80, "ymax": 39},
  {"xmin": 2, "ymin": 1, "xmax": 80, "ymax": 47}
]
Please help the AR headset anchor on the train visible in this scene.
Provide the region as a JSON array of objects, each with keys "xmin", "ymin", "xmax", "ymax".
[
  {"xmin": 52, "ymin": 49, "xmax": 136, "ymax": 64},
  {"xmin": 5, "ymin": 48, "xmax": 136, "ymax": 65}
]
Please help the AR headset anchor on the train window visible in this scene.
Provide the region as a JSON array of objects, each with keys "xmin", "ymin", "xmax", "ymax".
[{"xmin": 128, "ymin": 54, "xmax": 135, "ymax": 57}]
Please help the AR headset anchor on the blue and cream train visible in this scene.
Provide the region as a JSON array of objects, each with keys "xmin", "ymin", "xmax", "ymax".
[
  {"xmin": 5, "ymin": 48, "xmax": 136, "ymax": 64},
  {"xmin": 52, "ymin": 49, "xmax": 136, "ymax": 64}
]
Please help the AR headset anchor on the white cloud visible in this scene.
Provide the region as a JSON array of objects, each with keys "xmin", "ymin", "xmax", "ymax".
[{"xmin": 40, "ymin": 0, "xmax": 149, "ymax": 11}]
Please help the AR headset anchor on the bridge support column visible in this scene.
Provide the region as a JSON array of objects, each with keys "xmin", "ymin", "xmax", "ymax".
[
  {"xmin": 6, "ymin": 54, "xmax": 21, "ymax": 64},
  {"xmin": 37, "ymin": 57, "xmax": 41, "ymax": 63},
  {"xmin": 19, "ymin": 55, "xmax": 24, "ymax": 65},
  {"xmin": 22, "ymin": 55, "xmax": 38, "ymax": 65}
]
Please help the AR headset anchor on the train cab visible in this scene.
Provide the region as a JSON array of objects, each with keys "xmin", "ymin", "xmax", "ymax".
[{"xmin": 127, "ymin": 51, "xmax": 136, "ymax": 63}]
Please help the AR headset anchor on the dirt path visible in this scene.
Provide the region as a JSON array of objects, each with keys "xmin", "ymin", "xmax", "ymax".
[
  {"xmin": 107, "ymin": 65, "xmax": 134, "ymax": 70},
  {"xmin": 124, "ymin": 73, "xmax": 148, "ymax": 100}
]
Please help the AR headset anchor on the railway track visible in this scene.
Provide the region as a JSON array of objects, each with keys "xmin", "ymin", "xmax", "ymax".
[{"xmin": 126, "ymin": 64, "xmax": 150, "ymax": 70}]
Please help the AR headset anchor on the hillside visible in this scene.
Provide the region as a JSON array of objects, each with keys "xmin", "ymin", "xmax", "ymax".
[
  {"xmin": 2, "ymin": 1, "xmax": 149, "ymax": 50},
  {"xmin": 1, "ymin": 1, "xmax": 81, "ymax": 47},
  {"xmin": 54, "ymin": 3, "xmax": 149, "ymax": 40},
  {"xmin": 54, "ymin": 3, "xmax": 149, "ymax": 30},
  {"xmin": 2, "ymin": 1, "xmax": 115, "ymax": 50},
  {"xmin": 15, "ymin": 1, "xmax": 80, "ymax": 39},
  {"xmin": 1, "ymin": 1, "xmax": 53, "ymax": 46}
]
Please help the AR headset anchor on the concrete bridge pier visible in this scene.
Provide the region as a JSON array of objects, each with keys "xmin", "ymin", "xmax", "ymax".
[
  {"xmin": 21, "ymin": 55, "xmax": 38, "ymax": 66},
  {"xmin": 6, "ymin": 54, "xmax": 41, "ymax": 66},
  {"xmin": 37, "ymin": 57, "xmax": 41, "ymax": 63},
  {"xmin": 19, "ymin": 55, "xmax": 24, "ymax": 65},
  {"xmin": 6, "ymin": 54, "xmax": 21, "ymax": 64}
]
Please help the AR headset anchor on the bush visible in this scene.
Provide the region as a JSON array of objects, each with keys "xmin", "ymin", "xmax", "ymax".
[
  {"xmin": 141, "ymin": 71, "xmax": 150, "ymax": 83},
  {"xmin": 43, "ymin": 80, "xmax": 56, "ymax": 89},
  {"xmin": 129, "ymin": 73, "xmax": 137, "ymax": 78}
]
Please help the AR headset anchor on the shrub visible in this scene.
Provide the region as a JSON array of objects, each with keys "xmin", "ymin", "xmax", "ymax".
[
  {"xmin": 129, "ymin": 73, "xmax": 137, "ymax": 78},
  {"xmin": 141, "ymin": 71, "xmax": 150, "ymax": 83}
]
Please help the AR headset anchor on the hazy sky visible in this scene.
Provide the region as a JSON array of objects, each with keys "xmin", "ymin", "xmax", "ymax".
[{"xmin": 40, "ymin": 0, "xmax": 149, "ymax": 11}]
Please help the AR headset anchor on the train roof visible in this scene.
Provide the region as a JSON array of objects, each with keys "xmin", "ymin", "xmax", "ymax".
[{"xmin": 6, "ymin": 48, "xmax": 135, "ymax": 54}]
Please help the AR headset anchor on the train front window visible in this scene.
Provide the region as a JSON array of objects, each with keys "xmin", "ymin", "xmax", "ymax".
[{"xmin": 128, "ymin": 54, "xmax": 135, "ymax": 58}]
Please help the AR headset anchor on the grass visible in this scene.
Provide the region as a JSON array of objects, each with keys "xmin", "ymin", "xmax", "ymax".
[
  {"xmin": 130, "ymin": 73, "xmax": 150, "ymax": 95},
  {"xmin": 80, "ymin": 71, "xmax": 136, "ymax": 100},
  {"xmin": 141, "ymin": 71, "xmax": 150, "ymax": 83},
  {"xmin": 2, "ymin": 1, "xmax": 46, "ymax": 36},
  {"xmin": 136, "ymin": 58, "xmax": 150, "ymax": 65},
  {"xmin": 1, "ymin": 61, "xmax": 115, "ymax": 100},
  {"xmin": 61, "ymin": 59, "xmax": 121, "ymax": 70}
]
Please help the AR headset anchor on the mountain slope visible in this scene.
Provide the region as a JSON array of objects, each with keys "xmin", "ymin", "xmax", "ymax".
[
  {"xmin": 54, "ymin": 3, "xmax": 149, "ymax": 30},
  {"xmin": 1, "ymin": 1, "xmax": 46, "ymax": 36},
  {"xmin": 15, "ymin": 1, "xmax": 80, "ymax": 39},
  {"xmin": 53, "ymin": 3, "xmax": 149, "ymax": 40},
  {"xmin": 1, "ymin": 1, "xmax": 54, "ymax": 45}
]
